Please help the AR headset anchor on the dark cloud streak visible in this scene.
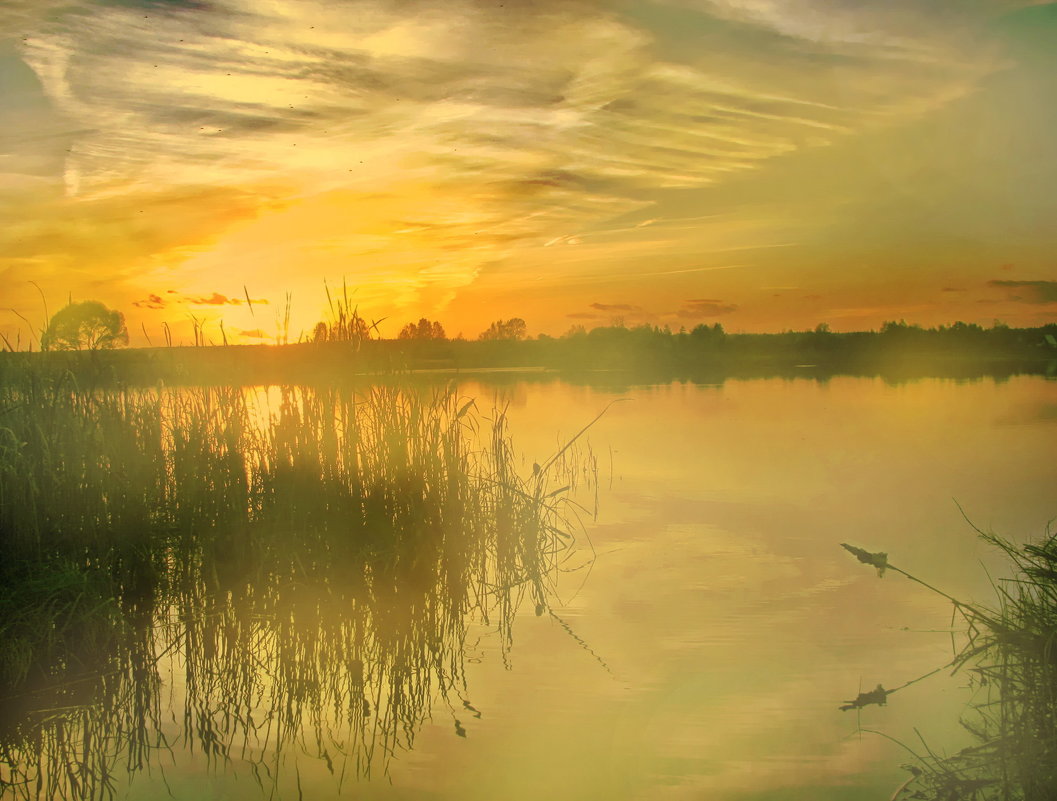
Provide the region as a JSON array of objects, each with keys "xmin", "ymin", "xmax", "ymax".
[
  {"xmin": 133, "ymin": 293, "xmax": 166, "ymax": 308},
  {"xmin": 134, "ymin": 290, "xmax": 269, "ymax": 308},
  {"xmin": 988, "ymin": 279, "xmax": 1057, "ymax": 304},
  {"xmin": 590, "ymin": 302, "xmax": 640, "ymax": 311},
  {"xmin": 677, "ymin": 298, "xmax": 738, "ymax": 318}
]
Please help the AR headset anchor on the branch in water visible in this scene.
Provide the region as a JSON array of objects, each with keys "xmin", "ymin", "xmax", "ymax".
[
  {"xmin": 840, "ymin": 684, "xmax": 890, "ymax": 711},
  {"xmin": 841, "ymin": 543, "xmax": 888, "ymax": 577}
]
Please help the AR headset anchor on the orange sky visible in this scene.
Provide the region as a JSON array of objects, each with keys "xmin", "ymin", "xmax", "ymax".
[{"xmin": 2, "ymin": 0, "xmax": 1056, "ymax": 346}]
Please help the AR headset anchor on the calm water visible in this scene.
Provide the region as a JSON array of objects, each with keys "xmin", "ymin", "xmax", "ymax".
[{"xmin": 9, "ymin": 374, "xmax": 1057, "ymax": 801}]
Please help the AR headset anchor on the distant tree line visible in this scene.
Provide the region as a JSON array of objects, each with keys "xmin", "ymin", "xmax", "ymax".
[
  {"xmin": 529, "ymin": 318, "xmax": 1057, "ymax": 373},
  {"xmin": 13, "ymin": 298, "xmax": 1056, "ymax": 384},
  {"xmin": 477, "ymin": 318, "xmax": 527, "ymax": 341},
  {"xmin": 398, "ymin": 318, "xmax": 446, "ymax": 340}
]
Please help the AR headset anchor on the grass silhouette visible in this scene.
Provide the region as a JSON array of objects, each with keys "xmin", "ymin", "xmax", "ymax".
[
  {"xmin": 0, "ymin": 369, "xmax": 595, "ymax": 799},
  {"xmin": 842, "ymin": 520, "xmax": 1057, "ymax": 801}
]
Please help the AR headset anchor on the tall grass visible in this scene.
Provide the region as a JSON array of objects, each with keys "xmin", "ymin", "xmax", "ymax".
[
  {"xmin": 0, "ymin": 371, "xmax": 589, "ymax": 799},
  {"xmin": 842, "ymin": 530, "xmax": 1057, "ymax": 801}
]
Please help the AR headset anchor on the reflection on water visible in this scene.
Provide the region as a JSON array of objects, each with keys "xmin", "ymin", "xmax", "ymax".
[
  {"xmin": 1, "ymin": 374, "xmax": 1055, "ymax": 801},
  {"xmin": 0, "ymin": 384, "xmax": 585, "ymax": 799},
  {"xmin": 427, "ymin": 374, "xmax": 1057, "ymax": 801}
]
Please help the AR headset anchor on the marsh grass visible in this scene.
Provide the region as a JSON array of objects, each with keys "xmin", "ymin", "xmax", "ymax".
[
  {"xmin": 0, "ymin": 371, "xmax": 591, "ymax": 799},
  {"xmin": 842, "ymin": 529, "xmax": 1057, "ymax": 801}
]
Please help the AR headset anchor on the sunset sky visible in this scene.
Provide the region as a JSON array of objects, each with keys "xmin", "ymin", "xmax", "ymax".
[{"xmin": 2, "ymin": 0, "xmax": 1056, "ymax": 346}]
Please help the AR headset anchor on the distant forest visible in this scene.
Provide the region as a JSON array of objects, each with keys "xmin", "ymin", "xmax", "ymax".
[{"xmin": 4, "ymin": 312, "xmax": 1056, "ymax": 386}]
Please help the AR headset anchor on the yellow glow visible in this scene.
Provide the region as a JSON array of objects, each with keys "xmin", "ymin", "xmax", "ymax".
[{"xmin": 1, "ymin": 0, "xmax": 1055, "ymax": 347}]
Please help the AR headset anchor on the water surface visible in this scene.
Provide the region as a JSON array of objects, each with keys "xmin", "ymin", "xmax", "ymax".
[
  {"xmin": 7, "ymin": 374, "xmax": 1057, "ymax": 801},
  {"xmin": 391, "ymin": 374, "xmax": 1056, "ymax": 801}
]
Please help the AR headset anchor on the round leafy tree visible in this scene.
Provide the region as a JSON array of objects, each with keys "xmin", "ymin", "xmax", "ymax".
[{"xmin": 42, "ymin": 301, "xmax": 129, "ymax": 351}]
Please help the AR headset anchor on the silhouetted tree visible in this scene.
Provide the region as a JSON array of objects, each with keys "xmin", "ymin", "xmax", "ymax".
[
  {"xmin": 880, "ymin": 320, "xmax": 923, "ymax": 336},
  {"xmin": 41, "ymin": 301, "xmax": 129, "ymax": 351},
  {"xmin": 948, "ymin": 321, "xmax": 984, "ymax": 335},
  {"xmin": 398, "ymin": 318, "xmax": 446, "ymax": 340},
  {"xmin": 478, "ymin": 318, "xmax": 527, "ymax": 341},
  {"xmin": 690, "ymin": 322, "xmax": 725, "ymax": 342}
]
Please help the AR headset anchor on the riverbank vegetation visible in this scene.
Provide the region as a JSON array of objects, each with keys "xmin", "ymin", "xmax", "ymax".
[
  {"xmin": 3, "ymin": 319, "xmax": 1055, "ymax": 388},
  {"xmin": 0, "ymin": 370, "xmax": 591, "ymax": 799},
  {"xmin": 842, "ymin": 528, "xmax": 1057, "ymax": 801}
]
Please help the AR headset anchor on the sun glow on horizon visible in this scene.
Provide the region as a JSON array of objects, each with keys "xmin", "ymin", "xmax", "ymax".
[{"xmin": 1, "ymin": 0, "xmax": 1056, "ymax": 347}]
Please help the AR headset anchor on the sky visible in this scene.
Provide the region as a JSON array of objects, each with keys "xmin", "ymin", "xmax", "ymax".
[{"xmin": 1, "ymin": 0, "xmax": 1056, "ymax": 346}]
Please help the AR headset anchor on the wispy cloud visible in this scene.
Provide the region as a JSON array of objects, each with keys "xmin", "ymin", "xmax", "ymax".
[
  {"xmin": 590, "ymin": 302, "xmax": 641, "ymax": 312},
  {"xmin": 678, "ymin": 298, "xmax": 739, "ymax": 318},
  {"xmin": 675, "ymin": 0, "xmax": 1018, "ymax": 55},
  {"xmin": 133, "ymin": 289, "xmax": 268, "ymax": 309},
  {"xmin": 1, "ymin": 0, "xmax": 1038, "ymax": 339},
  {"xmin": 987, "ymin": 279, "xmax": 1057, "ymax": 304},
  {"xmin": 133, "ymin": 294, "xmax": 166, "ymax": 309},
  {"xmin": 18, "ymin": 1, "xmax": 1009, "ymax": 214},
  {"xmin": 187, "ymin": 292, "xmax": 267, "ymax": 306}
]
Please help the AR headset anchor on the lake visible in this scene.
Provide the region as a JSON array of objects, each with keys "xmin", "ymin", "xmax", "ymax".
[{"xmin": 3, "ymin": 373, "xmax": 1055, "ymax": 801}]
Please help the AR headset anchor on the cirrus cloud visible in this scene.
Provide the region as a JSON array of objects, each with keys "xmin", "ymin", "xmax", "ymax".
[{"xmin": 0, "ymin": 0, "xmax": 1042, "ymax": 342}]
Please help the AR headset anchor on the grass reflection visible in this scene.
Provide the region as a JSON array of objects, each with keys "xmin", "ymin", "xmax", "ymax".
[{"xmin": 0, "ymin": 377, "xmax": 586, "ymax": 799}]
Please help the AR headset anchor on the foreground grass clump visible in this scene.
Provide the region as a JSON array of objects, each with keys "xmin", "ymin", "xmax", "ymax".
[
  {"xmin": 0, "ymin": 373, "xmax": 585, "ymax": 800},
  {"xmin": 842, "ymin": 531, "xmax": 1057, "ymax": 801}
]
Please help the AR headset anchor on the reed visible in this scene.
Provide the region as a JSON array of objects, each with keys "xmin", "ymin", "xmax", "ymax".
[
  {"xmin": 0, "ymin": 370, "xmax": 590, "ymax": 799},
  {"xmin": 841, "ymin": 528, "xmax": 1057, "ymax": 801}
]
